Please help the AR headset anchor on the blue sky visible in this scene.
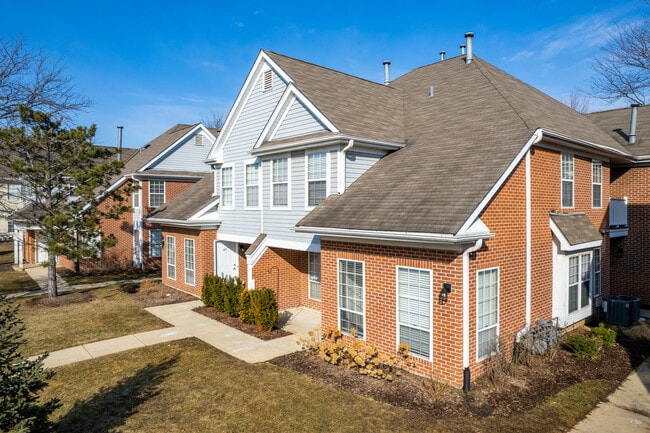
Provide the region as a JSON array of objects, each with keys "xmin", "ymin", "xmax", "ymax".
[{"xmin": 1, "ymin": 1, "xmax": 645, "ymax": 148}]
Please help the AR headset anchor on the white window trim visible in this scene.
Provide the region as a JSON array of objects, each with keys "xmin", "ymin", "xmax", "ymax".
[
  {"xmin": 568, "ymin": 252, "xmax": 591, "ymax": 314},
  {"xmin": 7, "ymin": 184, "xmax": 21, "ymax": 202},
  {"xmin": 149, "ymin": 229, "xmax": 163, "ymax": 258},
  {"xmin": 476, "ymin": 267, "xmax": 500, "ymax": 361},
  {"xmin": 270, "ymin": 156, "xmax": 291, "ymax": 210},
  {"xmin": 308, "ymin": 251, "xmax": 321, "ymax": 301},
  {"xmin": 593, "ymin": 247, "xmax": 601, "ymax": 298},
  {"xmin": 561, "ymin": 153, "xmax": 574, "ymax": 209},
  {"xmin": 592, "ymin": 159, "xmax": 602, "ymax": 209},
  {"xmin": 220, "ymin": 163, "xmax": 234, "ymax": 209},
  {"xmin": 244, "ymin": 159, "xmax": 261, "ymax": 209},
  {"xmin": 132, "ymin": 180, "xmax": 141, "ymax": 209},
  {"xmin": 184, "ymin": 238, "xmax": 195, "ymax": 287},
  {"xmin": 395, "ymin": 266, "xmax": 433, "ymax": 361},
  {"xmin": 166, "ymin": 236, "xmax": 176, "ymax": 281},
  {"xmin": 305, "ymin": 150, "xmax": 330, "ymax": 210},
  {"xmin": 149, "ymin": 180, "xmax": 165, "ymax": 208},
  {"xmin": 337, "ymin": 259, "xmax": 365, "ymax": 340}
]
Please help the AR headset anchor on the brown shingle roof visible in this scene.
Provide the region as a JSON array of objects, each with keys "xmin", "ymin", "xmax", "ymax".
[
  {"xmin": 146, "ymin": 174, "xmax": 216, "ymax": 222},
  {"xmin": 550, "ymin": 213, "xmax": 602, "ymax": 246},
  {"xmin": 297, "ymin": 56, "xmax": 627, "ymax": 235},
  {"xmin": 588, "ymin": 105, "xmax": 650, "ymax": 157}
]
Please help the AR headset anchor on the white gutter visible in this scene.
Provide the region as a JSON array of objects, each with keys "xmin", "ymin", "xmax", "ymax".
[
  {"xmin": 338, "ymin": 139, "xmax": 354, "ymax": 193},
  {"xmin": 540, "ymin": 128, "xmax": 633, "ymax": 161},
  {"xmin": 462, "ymin": 238, "xmax": 483, "ymax": 391},
  {"xmin": 251, "ymin": 134, "xmax": 404, "ymax": 156}
]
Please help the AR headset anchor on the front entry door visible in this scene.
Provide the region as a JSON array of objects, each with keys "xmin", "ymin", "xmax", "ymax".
[{"xmin": 215, "ymin": 240, "xmax": 239, "ymax": 278}]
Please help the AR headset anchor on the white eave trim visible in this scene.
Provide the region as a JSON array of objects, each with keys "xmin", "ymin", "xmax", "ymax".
[
  {"xmin": 140, "ymin": 124, "xmax": 215, "ymax": 172},
  {"xmin": 144, "ymin": 217, "xmax": 220, "ymax": 229},
  {"xmin": 540, "ymin": 128, "xmax": 634, "ymax": 162},
  {"xmin": 252, "ymin": 134, "xmax": 404, "ymax": 156}
]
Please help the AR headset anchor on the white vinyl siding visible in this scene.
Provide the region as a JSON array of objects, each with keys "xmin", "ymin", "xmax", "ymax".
[
  {"xmin": 308, "ymin": 252, "xmax": 321, "ymax": 300},
  {"xmin": 184, "ymin": 239, "xmax": 195, "ymax": 286},
  {"xmin": 166, "ymin": 236, "xmax": 176, "ymax": 280},
  {"xmin": 561, "ymin": 153, "xmax": 574, "ymax": 208},
  {"xmin": 592, "ymin": 160, "xmax": 602, "ymax": 208},
  {"xmin": 149, "ymin": 180, "xmax": 165, "ymax": 207},
  {"xmin": 397, "ymin": 267, "xmax": 431, "ymax": 359},
  {"xmin": 307, "ymin": 152, "xmax": 327, "ymax": 207},
  {"xmin": 338, "ymin": 259, "xmax": 364, "ymax": 338},
  {"xmin": 149, "ymin": 229, "xmax": 162, "ymax": 258},
  {"xmin": 271, "ymin": 157, "xmax": 289, "ymax": 207},
  {"xmin": 477, "ymin": 268, "xmax": 499, "ymax": 359},
  {"xmin": 221, "ymin": 165, "xmax": 233, "ymax": 208},
  {"xmin": 245, "ymin": 162, "xmax": 260, "ymax": 208},
  {"xmin": 569, "ymin": 253, "xmax": 591, "ymax": 313}
]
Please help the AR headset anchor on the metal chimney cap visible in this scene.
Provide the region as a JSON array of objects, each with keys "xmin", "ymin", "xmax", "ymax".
[
  {"xmin": 383, "ymin": 60, "xmax": 391, "ymax": 65},
  {"xmin": 631, "ymin": 103, "xmax": 641, "ymax": 107},
  {"xmin": 464, "ymin": 32, "xmax": 474, "ymax": 38}
]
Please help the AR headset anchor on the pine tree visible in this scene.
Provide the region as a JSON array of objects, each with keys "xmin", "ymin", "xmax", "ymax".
[{"xmin": 0, "ymin": 295, "xmax": 59, "ymax": 432}]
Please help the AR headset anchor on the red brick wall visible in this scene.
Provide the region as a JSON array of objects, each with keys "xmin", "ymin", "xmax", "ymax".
[
  {"xmin": 161, "ymin": 226, "xmax": 217, "ymax": 297},
  {"xmin": 610, "ymin": 165, "xmax": 650, "ymax": 304}
]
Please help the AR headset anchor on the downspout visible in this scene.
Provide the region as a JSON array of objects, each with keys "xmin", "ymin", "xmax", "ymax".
[
  {"xmin": 462, "ymin": 238, "xmax": 484, "ymax": 392},
  {"xmin": 338, "ymin": 139, "xmax": 354, "ymax": 194},
  {"xmin": 525, "ymin": 149, "xmax": 532, "ymax": 328}
]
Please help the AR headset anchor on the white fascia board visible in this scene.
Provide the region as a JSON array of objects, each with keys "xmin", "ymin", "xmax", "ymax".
[
  {"xmin": 251, "ymin": 134, "xmax": 404, "ymax": 157},
  {"xmin": 206, "ymin": 51, "xmax": 293, "ymax": 164},
  {"xmin": 139, "ymin": 124, "xmax": 204, "ymax": 172},
  {"xmin": 216, "ymin": 232, "xmax": 258, "ymax": 245},
  {"xmin": 145, "ymin": 217, "xmax": 220, "ymax": 229},
  {"xmin": 457, "ymin": 129, "xmax": 544, "ymax": 236},
  {"xmin": 294, "ymin": 226, "xmax": 493, "ymax": 249},
  {"xmin": 190, "ymin": 198, "xmax": 220, "ymax": 220},
  {"xmin": 549, "ymin": 218, "xmax": 602, "ymax": 252},
  {"xmin": 265, "ymin": 236, "xmax": 317, "ymax": 252},
  {"xmin": 540, "ymin": 129, "xmax": 634, "ymax": 162}
]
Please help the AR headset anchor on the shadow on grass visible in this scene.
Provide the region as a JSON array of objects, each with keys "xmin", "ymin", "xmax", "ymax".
[{"xmin": 55, "ymin": 356, "xmax": 178, "ymax": 432}]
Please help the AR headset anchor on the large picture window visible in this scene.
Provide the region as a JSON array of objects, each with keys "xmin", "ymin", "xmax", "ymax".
[
  {"xmin": 272, "ymin": 158, "xmax": 289, "ymax": 207},
  {"xmin": 561, "ymin": 153, "xmax": 574, "ymax": 208},
  {"xmin": 397, "ymin": 267, "xmax": 431, "ymax": 359},
  {"xmin": 166, "ymin": 236, "xmax": 176, "ymax": 280},
  {"xmin": 149, "ymin": 180, "xmax": 165, "ymax": 207},
  {"xmin": 338, "ymin": 259, "xmax": 364, "ymax": 338},
  {"xmin": 307, "ymin": 152, "xmax": 327, "ymax": 207},
  {"xmin": 477, "ymin": 268, "xmax": 499, "ymax": 359},
  {"xmin": 184, "ymin": 239, "xmax": 195, "ymax": 286}
]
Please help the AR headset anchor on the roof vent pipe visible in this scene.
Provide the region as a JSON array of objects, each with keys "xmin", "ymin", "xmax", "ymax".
[
  {"xmin": 460, "ymin": 44, "xmax": 466, "ymax": 55},
  {"xmin": 440, "ymin": 51, "xmax": 446, "ymax": 61},
  {"xmin": 629, "ymin": 103, "xmax": 640, "ymax": 144},
  {"xmin": 116, "ymin": 125, "xmax": 123, "ymax": 161},
  {"xmin": 383, "ymin": 60, "xmax": 391, "ymax": 85},
  {"xmin": 464, "ymin": 32, "xmax": 474, "ymax": 64}
]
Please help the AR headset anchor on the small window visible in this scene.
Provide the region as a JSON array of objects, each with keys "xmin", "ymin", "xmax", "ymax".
[
  {"xmin": 561, "ymin": 154, "xmax": 574, "ymax": 208},
  {"xmin": 263, "ymin": 69, "xmax": 273, "ymax": 92},
  {"xmin": 166, "ymin": 236, "xmax": 176, "ymax": 280},
  {"xmin": 7, "ymin": 184, "xmax": 20, "ymax": 202},
  {"xmin": 185, "ymin": 239, "xmax": 195, "ymax": 286},
  {"xmin": 194, "ymin": 134, "xmax": 203, "ymax": 146},
  {"xmin": 307, "ymin": 152, "xmax": 327, "ymax": 207},
  {"xmin": 592, "ymin": 160, "xmax": 602, "ymax": 208},
  {"xmin": 7, "ymin": 220, "xmax": 14, "ymax": 234},
  {"xmin": 149, "ymin": 229, "xmax": 162, "ymax": 258},
  {"xmin": 245, "ymin": 162, "xmax": 260, "ymax": 207},
  {"xmin": 221, "ymin": 166, "xmax": 233, "ymax": 207},
  {"xmin": 149, "ymin": 180, "xmax": 165, "ymax": 207},
  {"xmin": 272, "ymin": 158, "xmax": 289, "ymax": 207},
  {"xmin": 308, "ymin": 252, "xmax": 321, "ymax": 300}
]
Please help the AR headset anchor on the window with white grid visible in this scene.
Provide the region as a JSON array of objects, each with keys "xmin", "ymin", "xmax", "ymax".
[
  {"xmin": 569, "ymin": 253, "xmax": 590, "ymax": 313},
  {"xmin": 149, "ymin": 180, "xmax": 165, "ymax": 207},
  {"xmin": 245, "ymin": 162, "xmax": 259, "ymax": 207},
  {"xmin": 592, "ymin": 160, "xmax": 602, "ymax": 208},
  {"xmin": 477, "ymin": 268, "xmax": 499, "ymax": 359},
  {"xmin": 307, "ymin": 152, "xmax": 327, "ymax": 207},
  {"xmin": 272, "ymin": 158, "xmax": 289, "ymax": 207},
  {"xmin": 397, "ymin": 267, "xmax": 431, "ymax": 359},
  {"xmin": 338, "ymin": 259, "xmax": 364, "ymax": 338},
  {"xmin": 184, "ymin": 239, "xmax": 195, "ymax": 286},
  {"xmin": 308, "ymin": 252, "xmax": 321, "ymax": 300},
  {"xmin": 221, "ymin": 166, "xmax": 233, "ymax": 208},
  {"xmin": 166, "ymin": 236, "xmax": 176, "ymax": 280},
  {"xmin": 561, "ymin": 153, "xmax": 574, "ymax": 208}
]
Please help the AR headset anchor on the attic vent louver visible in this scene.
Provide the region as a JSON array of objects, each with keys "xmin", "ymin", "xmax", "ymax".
[
  {"xmin": 195, "ymin": 134, "xmax": 203, "ymax": 146},
  {"xmin": 429, "ymin": 86, "xmax": 434, "ymax": 97},
  {"xmin": 263, "ymin": 69, "xmax": 273, "ymax": 92}
]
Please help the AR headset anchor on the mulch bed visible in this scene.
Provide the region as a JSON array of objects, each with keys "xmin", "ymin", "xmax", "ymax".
[{"xmin": 193, "ymin": 306, "xmax": 292, "ymax": 341}]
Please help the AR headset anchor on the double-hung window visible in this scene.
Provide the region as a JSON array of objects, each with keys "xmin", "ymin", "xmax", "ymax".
[
  {"xmin": 477, "ymin": 268, "xmax": 499, "ymax": 359},
  {"xmin": 272, "ymin": 158, "xmax": 289, "ymax": 207},
  {"xmin": 221, "ymin": 166, "xmax": 233, "ymax": 207},
  {"xmin": 308, "ymin": 252, "xmax": 321, "ymax": 300},
  {"xmin": 184, "ymin": 239, "xmax": 195, "ymax": 286},
  {"xmin": 593, "ymin": 248, "xmax": 601, "ymax": 298},
  {"xmin": 149, "ymin": 180, "xmax": 165, "ymax": 207},
  {"xmin": 561, "ymin": 153, "xmax": 574, "ymax": 208},
  {"xmin": 592, "ymin": 160, "xmax": 602, "ymax": 208},
  {"xmin": 166, "ymin": 236, "xmax": 176, "ymax": 280},
  {"xmin": 245, "ymin": 162, "xmax": 260, "ymax": 207},
  {"xmin": 132, "ymin": 180, "xmax": 141, "ymax": 208},
  {"xmin": 149, "ymin": 229, "xmax": 162, "ymax": 258},
  {"xmin": 338, "ymin": 259, "xmax": 364, "ymax": 338},
  {"xmin": 7, "ymin": 184, "xmax": 20, "ymax": 202},
  {"xmin": 397, "ymin": 267, "xmax": 431, "ymax": 359},
  {"xmin": 569, "ymin": 253, "xmax": 591, "ymax": 313},
  {"xmin": 307, "ymin": 152, "xmax": 327, "ymax": 207}
]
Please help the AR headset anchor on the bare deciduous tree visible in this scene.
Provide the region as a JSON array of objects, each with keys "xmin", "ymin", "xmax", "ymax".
[
  {"xmin": 0, "ymin": 36, "xmax": 90, "ymax": 126},
  {"xmin": 563, "ymin": 89, "xmax": 591, "ymax": 114},
  {"xmin": 201, "ymin": 112, "xmax": 226, "ymax": 130},
  {"xmin": 591, "ymin": 18, "xmax": 650, "ymax": 105}
]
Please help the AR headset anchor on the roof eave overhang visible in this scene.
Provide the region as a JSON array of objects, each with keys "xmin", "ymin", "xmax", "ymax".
[
  {"xmin": 294, "ymin": 226, "xmax": 493, "ymax": 251},
  {"xmin": 250, "ymin": 135, "xmax": 405, "ymax": 157},
  {"xmin": 540, "ymin": 128, "xmax": 634, "ymax": 163},
  {"xmin": 145, "ymin": 217, "xmax": 221, "ymax": 230},
  {"xmin": 132, "ymin": 173, "xmax": 205, "ymax": 181}
]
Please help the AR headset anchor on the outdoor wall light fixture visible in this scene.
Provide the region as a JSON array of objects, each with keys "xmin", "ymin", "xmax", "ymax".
[{"xmin": 439, "ymin": 283, "xmax": 452, "ymax": 303}]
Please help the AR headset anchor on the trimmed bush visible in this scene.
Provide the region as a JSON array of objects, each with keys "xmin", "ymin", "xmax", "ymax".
[
  {"xmin": 238, "ymin": 289, "xmax": 255, "ymax": 325},
  {"xmin": 201, "ymin": 274, "xmax": 218, "ymax": 307},
  {"xmin": 213, "ymin": 277, "xmax": 225, "ymax": 312},
  {"xmin": 592, "ymin": 322, "xmax": 617, "ymax": 346},
  {"xmin": 564, "ymin": 334, "xmax": 601, "ymax": 359},
  {"xmin": 223, "ymin": 277, "xmax": 244, "ymax": 317},
  {"xmin": 249, "ymin": 288, "xmax": 279, "ymax": 331}
]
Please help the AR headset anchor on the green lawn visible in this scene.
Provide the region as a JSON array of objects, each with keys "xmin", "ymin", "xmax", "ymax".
[{"xmin": 18, "ymin": 285, "xmax": 171, "ymax": 355}]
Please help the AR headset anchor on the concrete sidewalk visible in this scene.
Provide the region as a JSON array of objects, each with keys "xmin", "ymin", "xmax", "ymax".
[{"xmin": 33, "ymin": 300, "xmax": 321, "ymax": 369}]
